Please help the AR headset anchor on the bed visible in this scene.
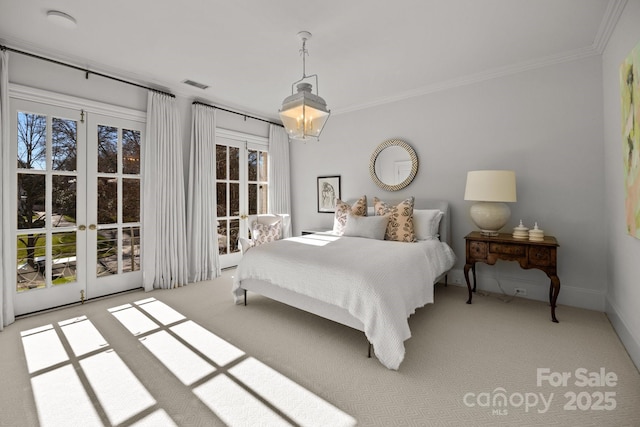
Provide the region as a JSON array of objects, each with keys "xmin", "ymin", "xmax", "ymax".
[{"xmin": 232, "ymin": 198, "xmax": 456, "ymax": 370}]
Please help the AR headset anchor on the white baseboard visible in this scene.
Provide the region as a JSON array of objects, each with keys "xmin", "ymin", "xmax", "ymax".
[
  {"xmin": 605, "ymin": 297, "xmax": 640, "ymax": 372},
  {"xmin": 444, "ymin": 268, "xmax": 605, "ymax": 311}
]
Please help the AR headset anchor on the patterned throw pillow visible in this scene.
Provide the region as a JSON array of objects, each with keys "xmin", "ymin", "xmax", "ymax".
[
  {"xmin": 333, "ymin": 196, "xmax": 368, "ymax": 235},
  {"xmin": 373, "ymin": 196, "xmax": 416, "ymax": 242},
  {"xmin": 251, "ymin": 220, "xmax": 282, "ymax": 245}
]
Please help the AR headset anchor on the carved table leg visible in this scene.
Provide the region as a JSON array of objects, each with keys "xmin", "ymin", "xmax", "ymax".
[
  {"xmin": 464, "ymin": 263, "xmax": 474, "ymax": 304},
  {"xmin": 549, "ymin": 275, "xmax": 561, "ymax": 323},
  {"xmin": 472, "ymin": 264, "xmax": 477, "ymax": 292}
]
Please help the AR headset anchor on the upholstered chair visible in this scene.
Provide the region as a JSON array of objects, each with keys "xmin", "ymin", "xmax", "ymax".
[{"xmin": 238, "ymin": 214, "xmax": 291, "ymax": 254}]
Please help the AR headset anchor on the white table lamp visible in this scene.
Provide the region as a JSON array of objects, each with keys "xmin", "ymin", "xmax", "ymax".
[{"xmin": 464, "ymin": 170, "xmax": 517, "ymax": 236}]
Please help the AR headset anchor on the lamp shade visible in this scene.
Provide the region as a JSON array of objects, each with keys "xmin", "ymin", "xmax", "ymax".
[
  {"xmin": 464, "ymin": 170, "xmax": 517, "ymax": 202},
  {"xmin": 279, "ymin": 83, "xmax": 330, "ymax": 141}
]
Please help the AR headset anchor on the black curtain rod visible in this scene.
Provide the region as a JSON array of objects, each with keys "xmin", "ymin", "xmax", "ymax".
[
  {"xmin": 1, "ymin": 44, "xmax": 174, "ymax": 98},
  {"xmin": 193, "ymin": 101, "xmax": 283, "ymax": 128}
]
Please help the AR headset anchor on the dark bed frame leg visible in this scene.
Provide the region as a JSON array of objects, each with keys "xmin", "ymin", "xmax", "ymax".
[
  {"xmin": 244, "ymin": 289, "xmax": 247, "ymax": 306},
  {"xmin": 444, "ymin": 274, "xmax": 448, "ymax": 286},
  {"xmin": 368, "ymin": 342, "xmax": 372, "ymax": 358}
]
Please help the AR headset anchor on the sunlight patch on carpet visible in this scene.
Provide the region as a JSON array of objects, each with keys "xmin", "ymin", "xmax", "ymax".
[
  {"xmin": 170, "ymin": 320, "xmax": 245, "ymax": 366},
  {"xmin": 139, "ymin": 330, "xmax": 216, "ymax": 385},
  {"xmin": 21, "ymin": 316, "xmax": 174, "ymax": 427},
  {"xmin": 108, "ymin": 303, "xmax": 160, "ymax": 335},
  {"xmin": 80, "ymin": 350, "xmax": 157, "ymax": 425},
  {"xmin": 230, "ymin": 357, "xmax": 357, "ymax": 427},
  {"xmin": 30, "ymin": 364, "xmax": 102, "ymax": 427},
  {"xmin": 19, "ymin": 296, "xmax": 355, "ymax": 427},
  {"xmin": 193, "ymin": 374, "xmax": 291, "ymax": 426},
  {"xmin": 135, "ymin": 298, "xmax": 186, "ymax": 325},
  {"xmin": 59, "ymin": 316, "xmax": 108, "ymax": 357},
  {"xmin": 20, "ymin": 324, "xmax": 68, "ymax": 373}
]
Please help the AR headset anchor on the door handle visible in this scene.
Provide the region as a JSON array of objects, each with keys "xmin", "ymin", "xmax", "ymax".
[
  {"xmin": 240, "ymin": 214, "xmax": 248, "ymax": 220},
  {"xmin": 78, "ymin": 225, "xmax": 86, "ymax": 231},
  {"xmin": 89, "ymin": 224, "xmax": 97, "ymax": 230}
]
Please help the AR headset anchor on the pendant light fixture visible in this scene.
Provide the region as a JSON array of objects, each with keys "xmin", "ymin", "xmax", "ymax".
[{"xmin": 279, "ymin": 31, "xmax": 330, "ymax": 141}]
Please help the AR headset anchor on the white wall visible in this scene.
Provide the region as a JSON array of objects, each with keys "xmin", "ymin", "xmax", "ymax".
[
  {"xmin": 291, "ymin": 55, "xmax": 606, "ymax": 312},
  {"xmin": 602, "ymin": 0, "xmax": 640, "ymax": 369}
]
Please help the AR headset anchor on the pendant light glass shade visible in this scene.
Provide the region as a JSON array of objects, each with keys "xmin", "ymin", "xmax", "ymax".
[
  {"xmin": 279, "ymin": 83, "xmax": 330, "ymax": 140},
  {"xmin": 279, "ymin": 31, "xmax": 330, "ymax": 141}
]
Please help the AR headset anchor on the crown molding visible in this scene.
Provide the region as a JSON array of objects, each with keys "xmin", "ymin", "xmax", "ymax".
[
  {"xmin": 333, "ymin": 45, "xmax": 599, "ymax": 116},
  {"xmin": 593, "ymin": 0, "xmax": 628, "ymax": 54},
  {"xmin": 334, "ymin": 0, "xmax": 628, "ymax": 116}
]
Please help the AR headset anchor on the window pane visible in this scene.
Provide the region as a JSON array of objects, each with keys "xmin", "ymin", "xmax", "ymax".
[
  {"xmin": 17, "ymin": 173, "xmax": 45, "ymax": 230},
  {"xmin": 97, "ymin": 228, "xmax": 118, "ymax": 277},
  {"xmin": 248, "ymin": 150, "xmax": 257, "ymax": 181},
  {"xmin": 230, "ymin": 183, "xmax": 239, "ymax": 216},
  {"xmin": 216, "ymin": 145, "xmax": 227, "ymax": 180},
  {"xmin": 122, "ymin": 129, "xmax": 141, "ymax": 174},
  {"xmin": 122, "ymin": 179, "xmax": 140, "ymax": 223},
  {"xmin": 52, "ymin": 118, "xmax": 77, "ymax": 171},
  {"xmin": 52, "ymin": 175, "xmax": 76, "ymax": 226},
  {"xmin": 51, "ymin": 231, "xmax": 77, "ymax": 285},
  {"xmin": 248, "ymin": 184, "xmax": 257, "ymax": 215},
  {"xmin": 217, "ymin": 183, "xmax": 227, "ymax": 217},
  {"xmin": 17, "ymin": 233, "xmax": 46, "ymax": 292},
  {"xmin": 259, "ymin": 151, "xmax": 268, "ymax": 182},
  {"xmin": 17, "ymin": 112, "xmax": 46, "ymax": 170},
  {"xmin": 230, "ymin": 219, "xmax": 239, "ymax": 253},
  {"xmin": 98, "ymin": 125, "xmax": 118, "ymax": 173},
  {"xmin": 259, "ymin": 184, "xmax": 268, "ymax": 215},
  {"xmin": 98, "ymin": 177, "xmax": 118, "ymax": 224},
  {"xmin": 229, "ymin": 147, "xmax": 240, "ymax": 180},
  {"xmin": 217, "ymin": 219, "xmax": 228, "ymax": 255},
  {"xmin": 122, "ymin": 226, "xmax": 140, "ymax": 273}
]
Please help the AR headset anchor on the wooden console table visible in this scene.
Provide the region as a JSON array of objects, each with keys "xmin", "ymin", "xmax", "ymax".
[{"xmin": 463, "ymin": 231, "xmax": 561, "ymax": 322}]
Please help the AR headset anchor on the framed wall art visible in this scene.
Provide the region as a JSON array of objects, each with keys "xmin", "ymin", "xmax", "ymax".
[
  {"xmin": 317, "ymin": 175, "xmax": 341, "ymax": 213},
  {"xmin": 621, "ymin": 39, "xmax": 640, "ymax": 239}
]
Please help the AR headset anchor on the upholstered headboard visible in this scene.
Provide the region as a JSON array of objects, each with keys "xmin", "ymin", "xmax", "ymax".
[
  {"xmin": 346, "ymin": 197, "xmax": 451, "ymax": 245},
  {"xmin": 414, "ymin": 199, "xmax": 450, "ymax": 246}
]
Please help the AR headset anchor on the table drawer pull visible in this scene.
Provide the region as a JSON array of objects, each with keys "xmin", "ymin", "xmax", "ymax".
[
  {"xmin": 490, "ymin": 243, "xmax": 525, "ymax": 256},
  {"xmin": 529, "ymin": 247, "xmax": 551, "ymax": 266},
  {"xmin": 469, "ymin": 241, "xmax": 487, "ymax": 259}
]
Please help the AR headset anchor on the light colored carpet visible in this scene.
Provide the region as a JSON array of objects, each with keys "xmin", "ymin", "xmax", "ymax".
[{"xmin": 1, "ymin": 269, "xmax": 639, "ymax": 426}]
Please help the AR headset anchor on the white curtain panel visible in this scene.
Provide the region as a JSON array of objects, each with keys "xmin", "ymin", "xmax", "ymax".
[
  {"xmin": 268, "ymin": 125, "xmax": 292, "ymax": 238},
  {"xmin": 186, "ymin": 104, "xmax": 221, "ymax": 282},
  {"xmin": 0, "ymin": 50, "xmax": 15, "ymax": 329},
  {"xmin": 142, "ymin": 91, "xmax": 188, "ymax": 290}
]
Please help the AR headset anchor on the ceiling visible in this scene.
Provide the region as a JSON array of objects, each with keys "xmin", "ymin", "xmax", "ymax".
[{"xmin": 0, "ymin": 0, "xmax": 624, "ymax": 121}]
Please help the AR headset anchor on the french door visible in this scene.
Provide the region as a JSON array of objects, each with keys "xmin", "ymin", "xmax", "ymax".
[
  {"xmin": 216, "ymin": 130, "xmax": 269, "ymax": 269},
  {"xmin": 11, "ymin": 95, "xmax": 144, "ymax": 315}
]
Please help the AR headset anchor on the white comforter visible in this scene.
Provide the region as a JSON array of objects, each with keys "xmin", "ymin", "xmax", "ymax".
[{"xmin": 232, "ymin": 234, "xmax": 456, "ymax": 370}]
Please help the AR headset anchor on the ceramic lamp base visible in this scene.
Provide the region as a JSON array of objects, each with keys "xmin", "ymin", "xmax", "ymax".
[{"xmin": 470, "ymin": 202, "xmax": 511, "ymax": 236}]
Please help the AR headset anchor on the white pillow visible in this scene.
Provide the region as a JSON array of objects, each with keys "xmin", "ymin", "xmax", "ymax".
[
  {"xmin": 413, "ymin": 209, "xmax": 443, "ymax": 240},
  {"xmin": 343, "ymin": 214, "xmax": 388, "ymax": 240}
]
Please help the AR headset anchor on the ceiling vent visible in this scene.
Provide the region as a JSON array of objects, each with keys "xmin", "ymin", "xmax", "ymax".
[{"xmin": 182, "ymin": 79, "xmax": 209, "ymax": 90}]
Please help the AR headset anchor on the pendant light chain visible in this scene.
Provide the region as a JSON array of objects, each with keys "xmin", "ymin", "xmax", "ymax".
[{"xmin": 300, "ymin": 36, "xmax": 309, "ymax": 79}]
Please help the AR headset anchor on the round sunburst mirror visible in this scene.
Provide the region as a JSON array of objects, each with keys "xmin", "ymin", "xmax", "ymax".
[{"xmin": 369, "ymin": 139, "xmax": 418, "ymax": 191}]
